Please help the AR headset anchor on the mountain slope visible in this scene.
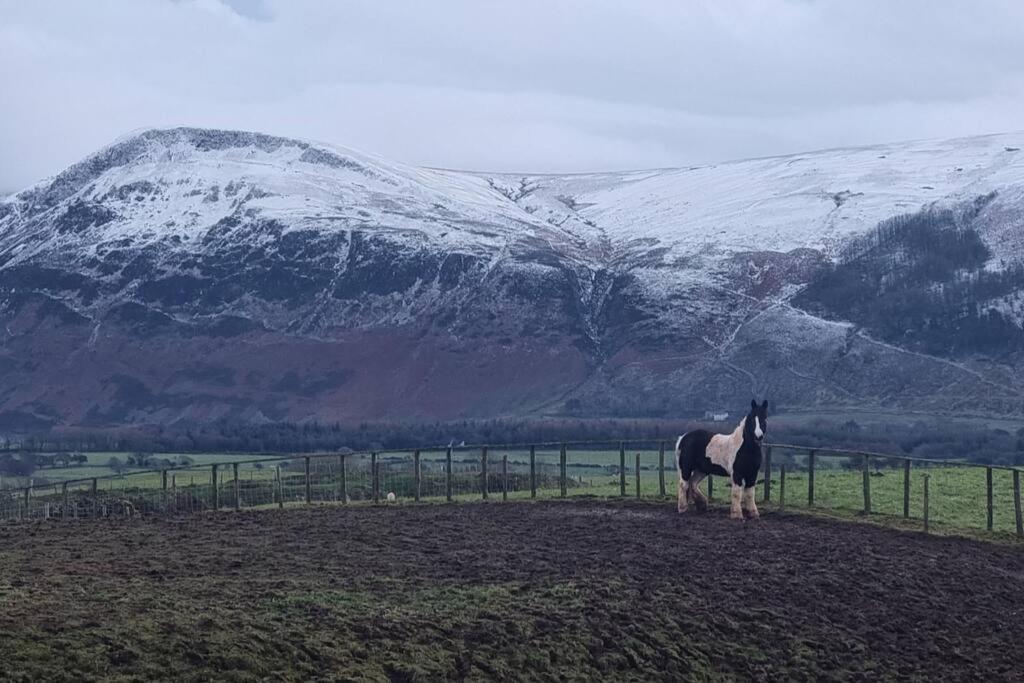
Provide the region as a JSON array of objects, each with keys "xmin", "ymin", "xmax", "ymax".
[{"xmin": 1, "ymin": 127, "xmax": 1023, "ymax": 428}]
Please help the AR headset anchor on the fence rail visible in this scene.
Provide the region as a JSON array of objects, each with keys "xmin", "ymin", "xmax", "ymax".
[{"xmin": 1, "ymin": 440, "xmax": 1021, "ymax": 539}]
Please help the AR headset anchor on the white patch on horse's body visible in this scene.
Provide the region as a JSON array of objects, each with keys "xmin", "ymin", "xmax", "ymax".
[{"xmin": 705, "ymin": 417, "xmax": 746, "ymax": 475}]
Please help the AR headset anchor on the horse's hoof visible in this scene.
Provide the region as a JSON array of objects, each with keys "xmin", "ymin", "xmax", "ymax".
[
  {"xmin": 730, "ymin": 511, "xmax": 743, "ymax": 520},
  {"xmin": 677, "ymin": 506, "xmax": 688, "ymax": 514},
  {"xmin": 743, "ymin": 509, "xmax": 760, "ymax": 521}
]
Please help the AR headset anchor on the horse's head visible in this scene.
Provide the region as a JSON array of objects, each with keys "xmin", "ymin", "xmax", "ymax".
[{"xmin": 744, "ymin": 399, "xmax": 769, "ymax": 444}]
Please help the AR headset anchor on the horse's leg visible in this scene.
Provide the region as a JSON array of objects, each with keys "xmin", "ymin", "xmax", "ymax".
[
  {"xmin": 742, "ymin": 486, "xmax": 760, "ymax": 520},
  {"xmin": 677, "ymin": 474, "xmax": 689, "ymax": 513},
  {"xmin": 689, "ymin": 471, "xmax": 708, "ymax": 511},
  {"xmin": 730, "ymin": 482, "xmax": 743, "ymax": 519}
]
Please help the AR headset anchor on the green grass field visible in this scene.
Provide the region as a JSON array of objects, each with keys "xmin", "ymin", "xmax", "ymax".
[{"xmin": 0, "ymin": 452, "xmax": 283, "ymax": 488}]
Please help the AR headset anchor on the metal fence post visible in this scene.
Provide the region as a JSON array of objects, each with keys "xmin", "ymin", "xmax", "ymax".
[
  {"xmin": 233, "ymin": 463, "xmax": 240, "ymax": 511},
  {"xmin": 445, "ymin": 447, "xmax": 453, "ymax": 502},
  {"xmin": 763, "ymin": 445, "xmax": 772, "ymax": 502},
  {"xmin": 619, "ymin": 442, "xmax": 626, "ymax": 497}
]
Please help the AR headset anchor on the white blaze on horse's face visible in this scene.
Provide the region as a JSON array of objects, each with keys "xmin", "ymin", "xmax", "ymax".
[{"xmin": 754, "ymin": 416, "xmax": 764, "ymax": 440}]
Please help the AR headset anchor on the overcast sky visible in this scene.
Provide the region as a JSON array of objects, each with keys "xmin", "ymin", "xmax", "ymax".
[{"xmin": 2, "ymin": 0, "xmax": 1024, "ymax": 191}]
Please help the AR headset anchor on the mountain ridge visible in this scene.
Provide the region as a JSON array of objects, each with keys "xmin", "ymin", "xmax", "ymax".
[{"xmin": 1, "ymin": 126, "xmax": 1023, "ymax": 429}]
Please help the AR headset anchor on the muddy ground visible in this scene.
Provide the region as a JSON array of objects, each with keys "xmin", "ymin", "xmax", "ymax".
[{"xmin": 0, "ymin": 500, "xmax": 1022, "ymax": 681}]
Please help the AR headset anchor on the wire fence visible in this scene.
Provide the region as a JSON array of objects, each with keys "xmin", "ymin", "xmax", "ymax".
[{"xmin": 1, "ymin": 440, "xmax": 1021, "ymax": 539}]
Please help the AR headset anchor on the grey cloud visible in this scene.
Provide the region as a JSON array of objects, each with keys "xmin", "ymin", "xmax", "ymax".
[{"xmin": 1, "ymin": 0, "xmax": 1023, "ymax": 190}]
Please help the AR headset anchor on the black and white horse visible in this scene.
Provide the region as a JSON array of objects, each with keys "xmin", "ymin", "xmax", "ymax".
[{"xmin": 675, "ymin": 400, "xmax": 768, "ymax": 520}]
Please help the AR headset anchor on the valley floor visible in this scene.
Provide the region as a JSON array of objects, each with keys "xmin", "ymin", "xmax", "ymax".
[{"xmin": 0, "ymin": 501, "xmax": 1021, "ymax": 681}]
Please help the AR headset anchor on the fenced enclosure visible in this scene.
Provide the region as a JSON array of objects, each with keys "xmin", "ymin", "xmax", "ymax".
[{"xmin": 1, "ymin": 440, "xmax": 1021, "ymax": 539}]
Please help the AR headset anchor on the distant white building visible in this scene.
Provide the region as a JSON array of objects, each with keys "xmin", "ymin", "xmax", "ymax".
[{"xmin": 704, "ymin": 411, "xmax": 729, "ymax": 422}]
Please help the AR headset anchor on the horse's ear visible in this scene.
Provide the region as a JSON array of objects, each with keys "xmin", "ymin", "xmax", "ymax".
[
  {"xmin": 761, "ymin": 399, "xmax": 769, "ymax": 411},
  {"xmin": 750, "ymin": 399, "xmax": 757, "ymax": 411}
]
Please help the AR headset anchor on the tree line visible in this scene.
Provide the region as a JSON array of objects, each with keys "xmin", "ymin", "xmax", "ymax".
[
  {"xmin": 795, "ymin": 195, "xmax": 1024, "ymax": 357},
  {"xmin": 2, "ymin": 415, "xmax": 1022, "ymax": 481}
]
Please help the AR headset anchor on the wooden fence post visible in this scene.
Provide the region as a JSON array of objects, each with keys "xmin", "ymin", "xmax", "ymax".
[
  {"xmin": 61, "ymin": 482, "xmax": 68, "ymax": 519},
  {"xmin": 304, "ymin": 456, "xmax": 312, "ymax": 505},
  {"xmin": 986, "ymin": 466, "xmax": 993, "ymax": 532},
  {"xmin": 91, "ymin": 478, "xmax": 98, "ymax": 518},
  {"xmin": 171, "ymin": 474, "xmax": 177, "ymax": 513},
  {"xmin": 161, "ymin": 470, "xmax": 168, "ymax": 493},
  {"xmin": 903, "ymin": 459, "xmax": 911, "ymax": 519},
  {"xmin": 1014, "ymin": 470, "xmax": 1023, "ymax": 539},
  {"xmin": 445, "ymin": 447, "xmax": 453, "ymax": 502},
  {"xmin": 371, "ymin": 452, "xmax": 379, "ymax": 504},
  {"xmin": 635, "ymin": 453, "xmax": 641, "ymax": 499},
  {"xmin": 619, "ymin": 442, "xmax": 626, "ymax": 497},
  {"xmin": 923, "ymin": 473, "xmax": 930, "ymax": 534},
  {"xmin": 211, "ymin": 464, "xmax": 219, "ymax": 510},
  {"xmin": 862, "ymin": 454, "xmax": 871, "ymax": 515},
  {"xmin": 763, "ymin": 445, "xmax": 772, "ymax": 502},
  {"xmin": 413, "ymin": 450, "xmax": 421, "ymax": 503},
  {"xmin": 502, "ymin": 454, "xmax": 508, "ymax": 501},
  {"xmin": 707, "ymin": 474, "xmax": 713, "ymax": 500},
  {"xmin": 233, "ymin": 463, "xmax": 240, "ymax": 511},
  {"xmin": 779, "ymin": 464, "xmax": 786, "ymax": 511},
  {"xmin": 23, "ymin": 486, "xmax": 30, "ymax": 519},
  {"xmin": 807, "ymin": 450, "xmax": 816, "ymax": 507},
  {"xmin": 275, "ymin": 465, "xmax": 283, "ymax": 508},
  {"xmin": 559, "ymin": 444, "xmax": 567, "ymax": 498},
  {"xmin": 339, "ymin": 453, "xmax": 347, "ymax": 504},
  {"xmin": 481, "ymin": 447, "xmax": 488, "ymax": 500},
  {"xmin": 529, "ymin": 445, "xmax": 536, "ymax": 499},
  {"xmin": 658, "ymin": 441, "xmax": 666, "ymax": 497}
]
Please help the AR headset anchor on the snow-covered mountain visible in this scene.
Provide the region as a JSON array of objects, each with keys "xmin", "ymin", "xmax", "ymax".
[{"xmin": 1, "ymin": 127, "xmax": 1023, "ymax": 428}]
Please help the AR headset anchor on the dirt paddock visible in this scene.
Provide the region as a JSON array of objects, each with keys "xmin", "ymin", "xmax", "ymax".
[{"xmin": 0, "ymin": 500, "xmax": 1021, "ymax": 681}]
